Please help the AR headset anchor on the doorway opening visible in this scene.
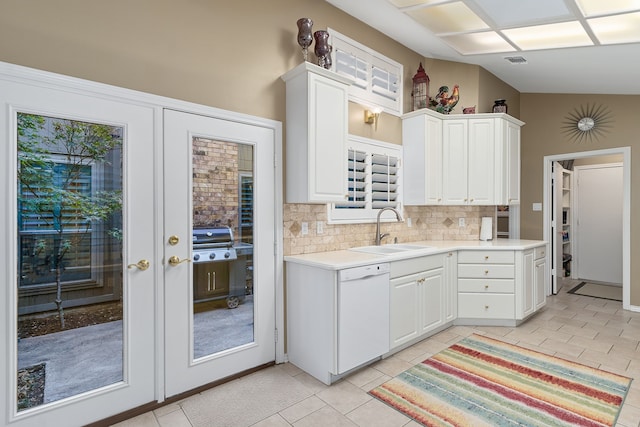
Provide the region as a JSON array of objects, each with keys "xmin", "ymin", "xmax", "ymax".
[{"xmin": 543, "ymin": 147, "xmax": 630, "ymax": 310}]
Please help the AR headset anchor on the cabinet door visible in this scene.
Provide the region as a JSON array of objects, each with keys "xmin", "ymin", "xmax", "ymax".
[
  {"xmin": 282, "ymin": 63, "xmax": 348, "ymax": 203},
  {"xmin": 390, "ymin": 274, "xmax": 420, "ymax": 348},
  {"xmin": 442, "ymin": 119, "xmax": 468, "ymax": 204},
  {"xmin": 506, "ymin": 120, "xmax": 521, "ymax": 205},
  {"xmin": 420, "ymin": 268, "xmax": 444, "ymax": 334},
  {"xmin": 467, "ymin": 118, "xmax": 495, "ymax": 205},
  {"xmin": 308, "ymin": 72, "xmax": 348, "ymax": 202},
  {"xmin": 520, "ymin": 249, "xmax": 535, "ymax": 319},
  {"xmin": 403, "ymin": 112, "xmax": 443, "ymax": 205},
  {"xmin": 444, "ymin": 251, "xmax": 458, "ymax": 322},
  {"xmin": 534, "ymin": 258, "xmax": 546, "ymax": 310}
]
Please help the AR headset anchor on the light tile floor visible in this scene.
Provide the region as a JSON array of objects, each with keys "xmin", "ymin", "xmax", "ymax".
[{"xmin": 113, "ymin": 281, "xmax": 640, "ymax": 427}]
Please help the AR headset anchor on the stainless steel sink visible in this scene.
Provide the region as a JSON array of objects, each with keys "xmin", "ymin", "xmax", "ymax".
[{"xmin": 349, "ymin": 244, "xmax": 434, "ymax": 255}]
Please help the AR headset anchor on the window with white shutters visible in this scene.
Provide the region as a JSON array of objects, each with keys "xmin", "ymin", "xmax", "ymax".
[
  {"xmin": 329, "ymin": 135, "xmax": 402, "ymax": 223},
  {"xmin": 329, "ymin": 28, "xmax": 403, "ymax": 116}
]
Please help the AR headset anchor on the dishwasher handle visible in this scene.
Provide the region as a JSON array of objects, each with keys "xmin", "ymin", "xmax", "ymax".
[{"xmin": 339, "ymin": 263, "xmax": 390, "ymax": 282}]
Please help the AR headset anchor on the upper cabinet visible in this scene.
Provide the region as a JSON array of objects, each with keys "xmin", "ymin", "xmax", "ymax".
[
  {"xmin": 402, "ymin": 110, "xmax": 524, "ymax": 206},
  {"xmin": 402, "ymin": 109, "xmax": 442, "ymax": 205},
  {"xmin": 281, "ymin": 62, "xmax": 352, "ymax": 203}
]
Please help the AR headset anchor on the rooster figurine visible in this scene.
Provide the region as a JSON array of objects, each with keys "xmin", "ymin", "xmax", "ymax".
[{"xmin": 434, "ymin": 85, "xmax": 459, "ymax": 114}]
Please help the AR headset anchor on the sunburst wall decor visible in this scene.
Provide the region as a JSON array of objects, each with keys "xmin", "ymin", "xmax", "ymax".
[{"xmin": 561, "ymin": 104, "xmax": 613, "ymax": 143}]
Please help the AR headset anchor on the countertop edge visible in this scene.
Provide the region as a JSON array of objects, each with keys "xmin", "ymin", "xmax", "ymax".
[{"xmin": 284, "ymin": 239, "xmax": 548, "ymax": 270}]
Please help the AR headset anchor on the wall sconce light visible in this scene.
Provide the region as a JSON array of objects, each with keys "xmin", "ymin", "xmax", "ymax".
[{"xmin": 364, "ymin": 107, "xmax": 382, "ymax": 130}]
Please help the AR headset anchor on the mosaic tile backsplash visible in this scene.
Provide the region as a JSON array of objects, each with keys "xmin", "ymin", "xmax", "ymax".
[{"xmin": 283, "ymin": 204, "xmax": 496, "ymax": 255}]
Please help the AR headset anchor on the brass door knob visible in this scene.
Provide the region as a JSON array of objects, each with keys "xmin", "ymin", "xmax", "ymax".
[
  {"xmin": 168, "ymin": 255, "xmax": 192, "ymax": 266},
  {"xmin": 128, "ymin": 260, "xmax": 150, "ymax": 271}
]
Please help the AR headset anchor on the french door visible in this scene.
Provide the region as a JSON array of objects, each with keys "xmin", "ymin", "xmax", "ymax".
[
  {"xmin": 163, "ymin": 109, "xmax": 276, "ymax": 397},
  {"xmin": 0, "ymin": 71, "xmax": 157, "ymax": 426},
  {"xmin": 1, "ymin": 64, "xmax": 279, "ymax": 426}
]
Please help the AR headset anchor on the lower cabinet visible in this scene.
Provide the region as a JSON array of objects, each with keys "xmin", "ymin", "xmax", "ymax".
[
  {"xmin": 534, "ymin": 246, "xmax": 547, "ymax": 310},
  {"xmin": 390, "ymin": 254, "xmax": 453, "ymax": 349},
  {"xmin": 457, "ymin": 245, "xmax": 547, "ymax": 325}
]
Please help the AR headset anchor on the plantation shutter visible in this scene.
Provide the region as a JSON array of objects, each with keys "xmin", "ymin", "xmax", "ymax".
[
  {"xmin": 371, "ymin": 66, "xmax": 399, "ymax": 102},
  {"xmin": 19, "ymin": 163, "xmax": 92, "ymax": 232},
  {"xmin": 371, "ymin": 154, "xmax": 399, "ymax": 209},
  {"xmin": 329, "ymin": 28, "xmax": 403, "ymax": 116},
  {"xmin": 336, "ymin": 149, "xmax": 367, "ymax": 209},
  {"xmin": 335, "ymin": 48, "xmax": 368, "ymax": 90}
]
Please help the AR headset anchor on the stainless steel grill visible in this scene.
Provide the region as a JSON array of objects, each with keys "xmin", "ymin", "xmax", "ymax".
[{"xmin": 192, "ymin": 227, "xmax": 237, "ymax": 263}]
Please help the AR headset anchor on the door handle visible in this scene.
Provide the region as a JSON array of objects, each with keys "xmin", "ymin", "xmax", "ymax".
[
  {"xmin": 168, "ymin": 255, "xmax": 192, "ymax": 267},
  {"xmin": 128, "ymin": 259, "xmax": 150, "ymax": 271}
]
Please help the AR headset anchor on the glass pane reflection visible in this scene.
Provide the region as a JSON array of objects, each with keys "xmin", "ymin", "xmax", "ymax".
[
  {"xmin": 16, "ymin": 113, "xmax": 123, "ymax": 410},
  {"xmin": 192, "ymin": 138, "xmax": 254, "ymax": 359}
]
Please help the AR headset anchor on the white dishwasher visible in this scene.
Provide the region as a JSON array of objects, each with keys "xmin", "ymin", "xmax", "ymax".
[{"xmin": 337, "ymin": 263, "xmax": 390, "ymax": 374}]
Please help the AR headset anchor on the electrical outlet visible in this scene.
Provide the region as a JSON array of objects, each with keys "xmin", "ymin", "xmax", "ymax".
[
  {"xmin": 458, "ymin": 217, "xmax": 466, "ymax": 227},
  {"xmin": 301, "ymin": 222, "xmax": 309, "ymax": 235},
  {"xmin": 406, "ymin": 217, "xmax": 412, "ymax": 228},
  {"xmin": 316, "ymin": 221, "xmax": 324, "ymax": 234}
]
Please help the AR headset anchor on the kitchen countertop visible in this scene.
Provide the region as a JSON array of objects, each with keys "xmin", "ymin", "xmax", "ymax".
[{"xmin": 284, "ymin": 239, "xmax": 547, "ymax": 270}]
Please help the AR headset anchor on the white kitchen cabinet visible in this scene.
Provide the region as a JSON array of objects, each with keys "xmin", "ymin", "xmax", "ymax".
[
  {"xmin": 495, "ymin": 117, "xmax": 523, "ymax": 205},
  {"xmin": 402, "ymin": 111, "xmax": 523, "ymax": 206},
  {"xmin": 390, "ymin": 254, "xmax": 451, "ymax": 350},
  {"xmin": 281, "ymin": 62, "xmax": 351, "ymax": 203},
  {"xmin": 456, "ymin": 244, "xmax": 546, "ymax": 325},
  {"xmin": 444, "ymin": 251, "xmax": 458, "ymax": 322},
  {"xmin": 286, "ymin": 261, "xmax": 390, "ymax": 385},
  {"xmin": 402, "ymin": 109, "xmax": 443, "ymax": 205},
  {"xmin": 457, "ymin": 250, "xmax": 516, "ymax": 321},
  {"xmin": 520, "ymin": 249, "xmax": 535, "ymax": 319},
  {"xmin": 534, "ymin": 246, "xmax": 547, "ymax": 310}
]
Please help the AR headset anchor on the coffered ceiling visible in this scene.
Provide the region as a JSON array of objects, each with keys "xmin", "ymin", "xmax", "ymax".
[{"xmin": 326, "ymin": 0, "xmax": 640, "ymax": 94}]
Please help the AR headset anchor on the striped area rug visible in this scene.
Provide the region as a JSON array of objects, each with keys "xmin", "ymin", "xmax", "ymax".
[{"xmin": 370, "ymin": 334, "xmax": 631, "ymax": 427}]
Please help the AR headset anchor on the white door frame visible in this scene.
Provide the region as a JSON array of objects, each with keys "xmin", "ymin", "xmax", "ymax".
[{"xmin": 543, "ymin": 147, "xmax": 633, "ymax": 311}]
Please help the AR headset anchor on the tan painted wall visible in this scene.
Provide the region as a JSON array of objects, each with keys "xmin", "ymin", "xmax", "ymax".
[
  {"xmin": 520, "ymin": 93, "xmax": 640, "ymax": 304},
  {"xmin": 9, "ymin": 2, "xmax": 632, "ymax": 303}
]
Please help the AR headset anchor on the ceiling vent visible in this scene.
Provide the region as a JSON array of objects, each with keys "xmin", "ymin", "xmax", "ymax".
[{"xmin": 504, "ymin": 56, "xmax": 528, "ymax": 64}]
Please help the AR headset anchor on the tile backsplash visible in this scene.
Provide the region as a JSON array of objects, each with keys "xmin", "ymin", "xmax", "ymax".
[{"xmin": 284, "ymin": 204, "xmax": 496, "ymax": 255}]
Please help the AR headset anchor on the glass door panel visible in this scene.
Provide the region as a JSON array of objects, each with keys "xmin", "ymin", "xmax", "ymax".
[
  {"xmin": 192, "ymin": 137, "xmax": 254, "ymax": 358},
  {"xmin": 16, "ymin": 113, "xmax": 124, "ymax": 410}
]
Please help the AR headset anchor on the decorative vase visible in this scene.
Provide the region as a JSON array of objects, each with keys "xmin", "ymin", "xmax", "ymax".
[
  {"xmin": 493, "ymin": 99, "xmax": 508, "ymax": 113},
  {"xmin": 314, "ymin": 30, "xmax": 331, "ymax": 69},
  {"xmin": 296, "ymin": 18, "xmax": 313, "ymax": 62}
]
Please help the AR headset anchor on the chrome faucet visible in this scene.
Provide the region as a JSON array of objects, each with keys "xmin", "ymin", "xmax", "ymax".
[{"xmin": 375, "ymin": 207, "xmax": 402, "ymax": 245}]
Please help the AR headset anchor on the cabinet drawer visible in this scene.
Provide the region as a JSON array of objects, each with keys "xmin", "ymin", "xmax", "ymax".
[
  {"xmin": 458, "ymin": 293, "xmax": 515, "ymax": 319},
  {"xmin": 391, "ymin": 254, "xmax": 444, "ymax": 279},
  {"xmin": 458, "ymin": 264, "xmax": 514, "ymax": 279},
  {"xmin": 458, "ymin": 250, "xmax": 514, "ymax": 264},
  {"xmin": 458, "ymin": 278, "xmax": 514, "ymax": 293},
  {"xmin": 535, "ymin": 246, "xmax": 547, "ymax": 260}
]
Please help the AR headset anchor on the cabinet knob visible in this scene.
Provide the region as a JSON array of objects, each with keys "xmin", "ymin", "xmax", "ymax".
[
  {"xmin": 485, "ymin": 305, "xmax": 489, "ymax": 310},
  {"xmin": 484, "ymin": 255, "xmax": 489, "ymax": 260},
  {"xmin": 484, "ymin": 270, "xmax": 489, "ymax": 275},
  {"xmin": 540, "ymin": 252, "xmax": 545, "ymax": 256},
  {"xmin": 470, "ymin": 198, "xmax": 474, "ymax": 202},
  {"xmin": 484, "ymin": 285, "xmax": 489, "ymax": 290}
]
